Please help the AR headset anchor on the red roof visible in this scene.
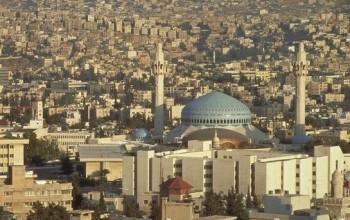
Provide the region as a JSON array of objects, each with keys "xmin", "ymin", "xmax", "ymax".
[
  {"xmin": 164, "ymin": 177, "xmax": 192, "ymax": 191},
  {"xmin": 0, "ymin": 119, "xmax": 8, "ymax": 126}
]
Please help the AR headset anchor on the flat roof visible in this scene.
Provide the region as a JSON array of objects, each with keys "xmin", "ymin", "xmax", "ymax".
[{"xmin": 78, "ymin": 145, "xmax": 126, "ymax": 161}]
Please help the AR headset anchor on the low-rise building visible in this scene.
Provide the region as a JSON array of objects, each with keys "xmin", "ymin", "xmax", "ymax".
[
  {"xmin": 0, "ymin": 165, "xmax": 73, "ymax": 220},
  {"xmin": 46, "ymin": 130, "xmax": 93, "ymax": 155},
  {"xmin": 249, "ymin": 194, "xmax": 329, "ymax": 220},
  {"xmin": 78, "ymin": 144, "xmax": 126, "ymax": 181}
]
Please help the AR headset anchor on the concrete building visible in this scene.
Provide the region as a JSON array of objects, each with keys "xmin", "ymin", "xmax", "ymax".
[
  {"xmin": 324, "ymin": 93, "xmax": 345, "ymax": 104},
  {"xmin": 128, "ymin": 105, "xmax": 153, "ymax": 120},
  {"xmin": 70, "ymin": 210, "xmax": 94, "ymax": 220},
  {"xmin": 78, "ymin": 144, "xmax": 126, "ymax": 181},
  {"xmin": 123, "ymin": 145, "xmax": 345, "ymax": 209},
  {"xmin": 24, "ymin": 100, "xmax": 44, "ymax": 129},
  {"xmin": 153, "ymin": 43, "xmax": 167, "ymax": 142},
  {"xmin": 0, "ymin": 165, "xmax": 73, "ymax": 220},
  {"xmin": 293, "ymin": 42, "xmax": 309, "ymax": 144},
  {"xmin": 249, "ymin": 194, "xmax": 330, "ymax": 220},
  {"xmin": 0, "ymin": 67, "xmax": 11, "ymax": 86},
  {"xmin": 0, "ymin": 139, "xmax": 28, "ymax": 176},
  {"xmin": 160, "ymin": 177, "xmax": 198, "ymax": 220},
  {"xmin": 32, "ymin": 101, "xmax": 43, "ymax": 121},
  {"xmin": 46, "ymin": 131, "xmax": 93, "ymax": 155}
]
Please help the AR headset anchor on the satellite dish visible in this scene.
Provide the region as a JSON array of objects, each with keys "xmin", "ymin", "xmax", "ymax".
[{"xmin": 344, "ymin": 171, "xmax": 350, "ymax": 181}]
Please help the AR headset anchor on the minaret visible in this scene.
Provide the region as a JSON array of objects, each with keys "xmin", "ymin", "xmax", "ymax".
[
  {"xmin": 294, "ymin": 42, "xmax": 308, "ymax": 138},
  {"xmin": 332, "ymin": 167, "xmax": 344, "ymax": 199},
  {"xmin": 213, "ymin": 50, "xmax": 216, "ymax": 64},
  {"xmin": 153, "ymin": 43, "xmax": 167, "ymax": 142}
]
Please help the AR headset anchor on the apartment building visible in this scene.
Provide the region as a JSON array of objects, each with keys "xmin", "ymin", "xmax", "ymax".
[
  {"xmin": 0, "ymin": 139, "xmax": 28, "ymax": 176},
  {"xmin": 45, "ymin": 131, "xmax": 93, "ymax": 155},
  {"xmin": 123, "ymin": 145, "xmax": 344, "ymax": 209},
  {"xmin": 0, "ymin": 67, "xmax": 11, "ymax": 86},
  {"xmin": 0, "ymin": 166, "xmax": 73, "ymax": 220}
]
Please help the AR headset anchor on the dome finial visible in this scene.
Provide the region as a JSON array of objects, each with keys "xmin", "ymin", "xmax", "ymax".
[{"xmin": 212, "ymin": 129, "xmax": 220, "ymax": 149}]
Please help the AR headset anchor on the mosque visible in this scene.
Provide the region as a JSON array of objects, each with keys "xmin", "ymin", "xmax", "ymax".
[
  {"xmin": 164, "ymin": 91, "xmax": 269, "ymax": 148},
  {"xmin": 147, "ymin": 42, "xmax": 269, "ymax": 148}
]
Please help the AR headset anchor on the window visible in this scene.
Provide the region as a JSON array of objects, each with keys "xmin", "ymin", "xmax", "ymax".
[
  {"xmin": 174, "ymin": 164, "xmax": 182, "ymax": 168},
  {"xmin": 204, "ymin": 183, "xmax": 212, "ymax": 187},
  {"xmin": 62, "ymin": 190, "xmax": 70, "ymax": 194},
  {"xmin": 174, "ymin": 172, "xmax": 182, "ymax": 177},
  {"xmin": 204, "ymin": 165, "xmax": 212, "ymax": 169},
  {"xmin": 4, "ymin": 202, "xmax": 12, "ymax": 207},
  {"xmin": 144, "ymin": 200, "xmax": 148, "ymax": 205},
  {"xmin": 24, "ymin": 202, "xmax": 33, "ymax": 207},
  {"xmin": 25, "ymin": 190, "xmax": 34, "ymax": 196}
]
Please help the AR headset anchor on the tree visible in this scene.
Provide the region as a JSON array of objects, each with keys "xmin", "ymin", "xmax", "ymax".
[
  {"xmin": 304, "ymin": 139, "xmax": 323, "ymax": 155},
  {"xmin": 71, "ymin": 173, "xmax": 83, "ymax": 209},
  {"xmin": 24, "ymin": 132, "xmax": 61, "ymax": 166},
  {"xmin": 252, "ymin": 194, "xmax": 260, "ymax": 208},
  {"xmin": 338, "ymin": 140, "xmax": 350, "ymax": 153},
  {"xmin": 60, "ymin": 155, "xmax": 73, "ymax": 175},
  {"xmin": 245, "ymin": 194, "xmax": 253, "ymax": 208},
  {"xmin": 2, "ymin": 38, "xmax": 15, "ymax": 56},
  {"xmin": 123, "ymin": 199, "xmax": 143, "ymax": 218},
  {"xmin": 57, "ymin": 93, "xmax": 76, "ymax": 106},
  {"xmin": 150, "ymin": 201, "xmax": 160, "ymax": 220},
  {"xmin": 226, "ymin": 188, "xmax": 249, "ymax": 220},
  {"xmin": 98, "ymin": 191, "xmax": 107, "ymax": 212},
  {"xmin": 27, "ymin": 202, "xmax": 70, "ymax": 220},
  {"xmin": 202, "ymin": 192, "xmax": 225, "ymax": 216},
  {"xmin": 226, "ymin": 188, "xmax": 237, "ymax": 216}
]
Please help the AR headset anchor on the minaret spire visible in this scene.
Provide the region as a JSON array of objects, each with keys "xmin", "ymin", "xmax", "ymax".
[
  {"xmin": 153, "ymin": 42, "xmax": 167, "ymax": 143},
  {"xmin": 293, "ymin": 42, "xmax": 308, "ymax": 144}
]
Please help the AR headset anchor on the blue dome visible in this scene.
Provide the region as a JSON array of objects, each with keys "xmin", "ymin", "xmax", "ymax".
[
  {"xmin": 132, "ymin": 128, "xmax": 149, "ymax": 141},
  {"xmin": 181, "ymin": 91, "xmax": 251, "ymax": 127}
]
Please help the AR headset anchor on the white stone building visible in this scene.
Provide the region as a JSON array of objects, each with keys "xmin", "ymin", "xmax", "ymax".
[{"xmin": 122, "ymin": 145, "xmax": 345, "ymax": 209}]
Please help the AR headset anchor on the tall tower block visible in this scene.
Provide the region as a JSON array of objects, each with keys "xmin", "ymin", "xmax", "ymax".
[
  {"xmin": 32, "ymin": 100, "xmax": 43, "ymax": 121},
  {"xmin": 294, "ymin": 42, "xmax": 308, "ymax": 139},
  {"xmin": 153, "ymin": 43, "xmax": 167, "ymax": 142}
]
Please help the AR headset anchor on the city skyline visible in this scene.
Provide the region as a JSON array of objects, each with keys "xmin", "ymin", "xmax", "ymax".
[{"xmin": 0, "ymin": 0, "xmax": 349, "ymax": 220}]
